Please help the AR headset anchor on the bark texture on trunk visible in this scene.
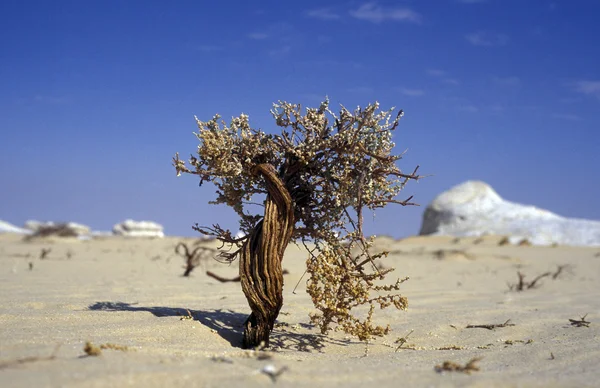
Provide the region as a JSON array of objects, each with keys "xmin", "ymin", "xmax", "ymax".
[{"xmin": 240, "ymin": 164, "xmax": 294, "ymax": 348}]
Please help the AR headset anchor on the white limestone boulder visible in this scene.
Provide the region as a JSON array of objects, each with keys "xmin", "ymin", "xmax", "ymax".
[
  {"xmin": 419, "ymin": 181, "xmax": 600, "ymax": 246},
  {"xmin": 112, "ymin": 219, "xmax": 164, "ymax": 238},
  {"xmin": 24, "ymin": 220, "xmax": 91, "ymax": 238},
  {"xmin": 91, "ymin": 230, "xmax": 113, "ymax": 238},
  {"xmin": 0, "ymin": 220, "xmax": 31, "ymax": 234}
]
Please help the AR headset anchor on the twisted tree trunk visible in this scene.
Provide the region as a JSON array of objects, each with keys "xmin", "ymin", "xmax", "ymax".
[{"xmin": 239, "ymin": 164, "xmax": 295, "ymax": 348}]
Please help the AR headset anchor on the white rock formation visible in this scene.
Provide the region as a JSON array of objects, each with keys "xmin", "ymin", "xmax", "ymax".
[
  {"xmin": 91, "ymin": 230, "xmax": 113, "ymax": 238},
  {"xmin": 24, "ymin": 220, "xmax": 91, "ymax": 238},
  {"xmin": 419, "ymin": 181, "xmax": 600, "ymax": 246},
  {"xmin": 0, "ymin": 220, "xmax": 31, "ymax": 234},
  {"xmin": 112, "ymin": 219, "xmax": 164, "ymax": 238}
]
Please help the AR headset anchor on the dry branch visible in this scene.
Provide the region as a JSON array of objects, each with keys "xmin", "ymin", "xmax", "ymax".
[
  {"xmin": 466, "ymin": 319, "xmax": 515, "ymax": 330},
  {"xmin": 0, "ymin": 345, "xmax": 60, "ymax": 369},
  {"xmin": 508, "ymin": 265, "xmax": 572, "ymax": 291},
  {"xmin": 569, "ymin": 314, "xmax": 590, "ymax": 328},
  {"xmin": 207, "ymin": 269, "xmax": 289, "ymax": 283},
  {"xmin": 206, "ymin": 271, "xmax": 241, "ymax": 283},
  {"xmin": 175, "ymin": 242, "xmax": 216, "ymax": 277},
  {"xmin": 39, "ymin": 248, "xmax": 51, "ymax": 259}
]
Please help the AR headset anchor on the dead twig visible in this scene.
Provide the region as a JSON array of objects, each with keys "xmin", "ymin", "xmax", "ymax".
[
  {"xmin": 508, "ymin": 271, "xmax": 551, "ymax": 291},
  {"xmin": 466, "ymin": 319, "xmax": 515, "ymax": 330},
  {"xmin": 569, "ymin": 314, "xmax": 590, "ymax": 328},
  {"xmin": 206, "ymin": 271, "xmax": 241, "ymax": 282},
  {"xmin": 552, "ymin": 264, "xmax": 572, "ymax": 280},
  {"xmin": 503, "ymin": 339, "xmax": 533, "ymax": 346},
  {"xmin": 175, "ymin": 242, "xmax": 215, "ymax": 277},
  {"xmin": 435, "ymin": 357, "xmax": 482, "ymax": 374},
  {"xmin": 0, "ymin": 344, "xmax": 61, "ymax": 369},
  {"xmin": 509, "ymin": 264, "xmax": 572, "ymax": 291},
  {"xmin": 39, "ymin": 248, "xmax": 51, "ymax": 260},
  {"xmin": 394, "ymin": 329, "xmax": 414, "ymax": 352}
]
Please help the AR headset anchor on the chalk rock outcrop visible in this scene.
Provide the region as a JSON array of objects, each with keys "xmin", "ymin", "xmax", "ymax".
[
  {"xmin": 0, "ymin": 220, "xmax": 31, "ymax": 234},
  {"xmin": 24, "ymin": 220, "xmax": 91, "ymax": 238},
  {"xmin": 419, "ymin": 181, "xmax": 600, "ymax": 246},
  {"xmin": 112, "ymin": 220, "xmax": 164, "ymax": 238}
]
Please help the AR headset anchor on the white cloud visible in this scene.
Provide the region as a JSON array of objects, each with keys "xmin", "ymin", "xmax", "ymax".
[
  {"xmin": 465, "ymin": 31, "xmax": 509, "ymax": 46},
  {"xmin": 427, "ymin": 69, "xmax": 460, "ymax": 85},
  {"xmin": 492, "ymin": 76, "xmax": 521, "ymax": 87},
  {"xmin": 559, "ymin": 97, "xmax": 581, "ymax": 104},
  {"xmin": 248, "ymin": 32, "xmax": 268, "ymax": 40},
  {"xmin": 306, "ymin": 8, "xmax": 341, "ymax": 20},
  {"xmin": 268, "ymin": 45, "xmax": 291, "ymax": 58},
  {"xmin": 347, "ymin": 86, "xmax": 374, "ymax": 94},
  {"xmin": 298, "ymin": 59, "xmax": 363, "ymax": 69},
  {"xmin": 427, "ymin": 69, "xmax": 446, "ymax": 77},
  {"xmin": 33, "ymin": 95, "xmax": 69, "ymax": 104},
  {"xmin": 400, "ymin": 88, "xmax": 425, "ymax": 96},
  {"xmin": 572, "ymin": 80, "xmax": 600, "ymax": 97},
  {"xmin": 490, "ymin": 104, "xmax": 504, "ymax": 112},
  {"xmin": 317, "ymin": 35, "xmax": 333, "ymax": 44},
  {"xmin": 300, "ymin": 93, "xmax": 330, "ymax": 103},
  {"xmin": 349, "ymin": 3, "xmax": 421, "ymax": 24},
  {"xmin": 458, "ymin": 105, "xmax": 479, "ymax": 113},
  {"xmin": 443, "ymin": 78, "xmax": 460, "ymax": 85},
  {"xmin": 551, "ymin": 113, "xmax": 582, "ymax": 121},
  {"xmin": 196, "ymin": 45, "xmax": 223, "ymax": 52}
]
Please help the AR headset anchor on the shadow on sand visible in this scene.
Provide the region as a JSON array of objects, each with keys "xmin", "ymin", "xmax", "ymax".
[{"xmin": 88, "ymin": 301, "xmax": 347, "ymax": 352}]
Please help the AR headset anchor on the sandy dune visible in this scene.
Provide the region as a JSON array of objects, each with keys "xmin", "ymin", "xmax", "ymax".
[{"xmin": 1, "ymin": 233, "xmax": 599, "ymax": 387}]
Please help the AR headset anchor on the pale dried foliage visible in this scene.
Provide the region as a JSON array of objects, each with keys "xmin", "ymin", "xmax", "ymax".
[
  {"xmin": 306, "ymin": 245, "xmax": 409, "ymax": 341},
  {"xmin": 174, "ymin": 98, "xmax": 421, "ymax": 342}
]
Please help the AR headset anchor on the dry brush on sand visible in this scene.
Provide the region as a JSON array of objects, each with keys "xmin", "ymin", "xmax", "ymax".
[{"xmin": 174, "ymin": 99, "xmax": 421, "ymax": 348}]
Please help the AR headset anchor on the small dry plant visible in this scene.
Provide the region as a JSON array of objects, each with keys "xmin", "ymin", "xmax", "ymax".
[
  {"xmin": 83, "ymin": 341, "xmax": 131, "ymax": 356},
  {"xmin": 39, "ymin": 248, "xmax": 51, "ymax": 259},
  {"xmin": 508, "ymin": 265, "xmax": 571, "ymax": 291},
  {"xmin": 518, "ymin": 238, "xmax": 532, "ymax": 246},
  {"xmin": 498, "ymin": 236, "xmax": 510, "ymax": 246},
  {"xmin": 174, "ymin": 98, "xmax": 421, "ymax": 347},
  {"xmin": 175, "ymin": 242, "xmax": 215, "ymax": 276},
  {"xmin": 435, "ymin": 357, "xmax": 482, "ymax": 374}
]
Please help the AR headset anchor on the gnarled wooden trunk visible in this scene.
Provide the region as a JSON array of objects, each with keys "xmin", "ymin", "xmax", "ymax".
[{"xmin": 239, "ymin": 164, "xmax": 294, "ymax": 348}]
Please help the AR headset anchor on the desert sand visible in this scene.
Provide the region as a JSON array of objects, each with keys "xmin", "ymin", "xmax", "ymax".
[{"xmin": 1, "ymin": 232, "xmax": 599, "ymax": 387}]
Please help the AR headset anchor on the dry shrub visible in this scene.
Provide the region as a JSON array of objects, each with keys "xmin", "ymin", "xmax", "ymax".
[{"xmin": 174, "ymin": 98, "xmax": 420, "ymax": 346}]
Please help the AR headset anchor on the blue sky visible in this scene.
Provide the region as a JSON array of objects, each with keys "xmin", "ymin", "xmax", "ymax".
[{"xmin": 1, "ymin": 0, "xmax": 599, "ymax": 237}]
